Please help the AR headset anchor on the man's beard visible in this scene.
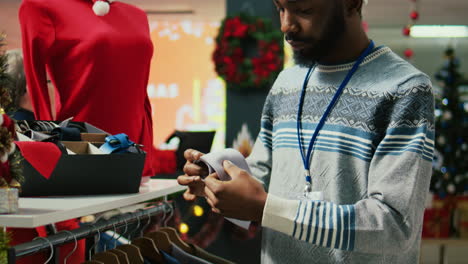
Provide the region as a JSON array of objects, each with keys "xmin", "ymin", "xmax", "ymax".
[{"xmin": 288, "ymin": 6, "xmax": 346, "ymax": 67}]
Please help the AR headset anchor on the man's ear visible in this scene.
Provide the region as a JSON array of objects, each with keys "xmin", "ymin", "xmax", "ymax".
[{"xmin": 344, "ymin": 0, "xmax": 364, "ymax": 17}]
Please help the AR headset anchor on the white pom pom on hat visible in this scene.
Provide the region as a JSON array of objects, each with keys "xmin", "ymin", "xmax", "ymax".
[
  {"xmin": 92, "ymin": 0, "xmax": 110, "ymax": 16},
  {"xmin": 363, "ymin": 0, "xmax": 369, "ymax": 5}
]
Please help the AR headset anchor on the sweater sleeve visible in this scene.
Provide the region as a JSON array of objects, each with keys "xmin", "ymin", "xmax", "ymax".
[
  {"xmin": 19, "ymin": 0, "xmax": 55, "ymax": 120},
  {"xmin": 246, "ymin": 93, "xmax": 274, "ymax": 190},
  {"xmin": 261, "ymin": 75, "xmax": 435, "ymax": 254}
]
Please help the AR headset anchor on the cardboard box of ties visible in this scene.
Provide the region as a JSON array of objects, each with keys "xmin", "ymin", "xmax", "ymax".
[{"xmin": 15, "ymin": 120, "xmax": 145, "ymax": 197}]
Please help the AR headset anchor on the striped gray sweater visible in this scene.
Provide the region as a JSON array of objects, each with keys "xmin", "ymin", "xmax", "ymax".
[{"xmin": 247, "ymin": 46, "xmax": 434, "ymax": 263}]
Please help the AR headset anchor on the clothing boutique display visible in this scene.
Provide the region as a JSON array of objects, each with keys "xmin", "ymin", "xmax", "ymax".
[
  {"xmin": 19, "ymin": 0, "xmax": 154, "ymax": 176},
  {"xmin": 247, "ymin": 46, "xmax": 434, "ymax": 263},
  {"xmin": 12, "ymin": 0, "xmax": 156, "ymax": 263}
]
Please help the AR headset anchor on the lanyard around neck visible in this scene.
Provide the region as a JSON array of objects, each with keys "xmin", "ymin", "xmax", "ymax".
[{"xmin": 297, "ymin": 41, "xmax": 375, "ymax": 185}]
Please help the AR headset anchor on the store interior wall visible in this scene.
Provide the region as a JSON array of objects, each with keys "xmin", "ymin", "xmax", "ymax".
[
  {"xmin": 369, "ymin": 28, "xmax": 468, "ymax": 87},
  {"xmin": 224, "ymin": 0, "xmax": 279, "ymax": 150}
]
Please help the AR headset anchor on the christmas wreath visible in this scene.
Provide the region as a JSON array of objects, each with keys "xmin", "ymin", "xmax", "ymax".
[{"xmin": 213, "ymin": 14, "xmax": 284, "ymax": 91}]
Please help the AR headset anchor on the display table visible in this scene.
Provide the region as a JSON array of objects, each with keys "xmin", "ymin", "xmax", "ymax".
[{"xmin": 0, "ymin": 179, "xmax": 186, "ymax": 228}]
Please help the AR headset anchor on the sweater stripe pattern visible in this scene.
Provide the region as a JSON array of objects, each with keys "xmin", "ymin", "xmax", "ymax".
[{"xmin": 248, "ymin": 46, "xmax": 435, "ymax": 263}]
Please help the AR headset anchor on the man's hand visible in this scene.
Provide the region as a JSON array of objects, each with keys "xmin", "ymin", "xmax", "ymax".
[
  {"xmin": 177, "ymin": 149, "xmax": 208, "ymax": 201},
  {"xmin": 204, "ymin": 160, "xmax": 267, "ymax": 222}
]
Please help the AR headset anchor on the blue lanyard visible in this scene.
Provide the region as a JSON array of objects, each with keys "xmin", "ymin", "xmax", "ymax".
[{"xmin": 297, "ymin": 41, "xmax": 375, "ymax": 190}]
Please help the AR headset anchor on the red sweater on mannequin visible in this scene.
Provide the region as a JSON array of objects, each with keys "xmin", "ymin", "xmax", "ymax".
[{"xmin": 15, "ymin": 1, "xmax": 155, "ymax": 263}]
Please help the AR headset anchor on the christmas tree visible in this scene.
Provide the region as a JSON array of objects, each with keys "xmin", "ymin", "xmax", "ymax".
[{"xmin": 431, "ymin": 48, "xmax": 468, "ymax": 197}]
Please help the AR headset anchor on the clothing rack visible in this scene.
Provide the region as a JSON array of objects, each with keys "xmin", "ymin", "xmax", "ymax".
[{"xmin": 7, "ymin": 201, "xmax": 173, "ymax": 263}]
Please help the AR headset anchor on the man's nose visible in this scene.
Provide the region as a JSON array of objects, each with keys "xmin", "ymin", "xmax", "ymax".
[{"xmin": 280, "ymin": 11, "xmax": 299, "ymax": 35}]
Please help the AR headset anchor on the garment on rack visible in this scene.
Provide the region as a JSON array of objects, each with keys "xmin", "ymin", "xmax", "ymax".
[
  {"xmin": 97, "ymin": 230, "xmax": 128, "ymax": 252},
  {"xmin": 19, "ymin": 0, "xmax": 154, "ymax": 176},
  {"xmin": 171, "ymin": 244, "xmax": 213, "ymax": 264},
  {"xmin": 187, "ymin": 244, "xmax": 234, "ymax": 264},
  {"xmin": 143, "ymin": 251, "xmax": 180, "ymax": 264},
  {"xmin": 8, "ymin": 219, "xmax": 85, "ymax": 264},
  {"xmin": 161, "ymin": 250, "xmax": 181, "ymax": 264},
  {"xmin": 7, "ymin": 226, "xmax": 47, "ymax": 264}
]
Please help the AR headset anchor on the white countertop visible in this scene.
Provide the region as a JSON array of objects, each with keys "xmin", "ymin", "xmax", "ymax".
[{"xmin": 0, "ymin": 179, "xmax": 186, "ymax": 228}]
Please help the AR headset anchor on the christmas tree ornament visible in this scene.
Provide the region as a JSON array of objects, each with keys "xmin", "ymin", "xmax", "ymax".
[
  {"xmin": 438, "ymin": 136, "xmax": 446, "ymax": 145},
  {"xmin": 447, "ymin": 184, "xmax": 456, "ymax": 194},
  {"xmin": 444, "ymin": 173, "xmax": 450, "ymax": 180},
  {"xmin": 410, "ymin": 11, "xmax": 419, "ymax": 20},
  {"xmin": 442, "ymin": 111, "xmax": 453, "ymax": 120},
  {"xmin": 402, "ymin": 0, "xmax": 419, "ymax": 58},
  {"xmin": 402, "ymin": 26, "xmax": 411, "ymax": 37},
  {"xmin": 404, "ymin": 48, "xmax": 414, "ymax": 59}
]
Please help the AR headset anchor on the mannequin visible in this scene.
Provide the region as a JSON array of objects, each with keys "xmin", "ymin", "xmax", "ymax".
[
  {"xmin": 19, "ymin": 0, "xmax": 155, "ymax": 178},
  {"xmin": 17, "ymin": 0, "xmax": 155, "ymax": 263}
]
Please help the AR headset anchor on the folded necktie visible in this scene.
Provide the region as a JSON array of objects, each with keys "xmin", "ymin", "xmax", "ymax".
[{"xmin": 15, "ymin": 142, "xmax": 62, "ymax": 179}]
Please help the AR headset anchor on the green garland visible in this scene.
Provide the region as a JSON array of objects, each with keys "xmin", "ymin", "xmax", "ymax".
[{"xmin": 0, "ymin": 230, "xmax": 10, "ymax": 264}]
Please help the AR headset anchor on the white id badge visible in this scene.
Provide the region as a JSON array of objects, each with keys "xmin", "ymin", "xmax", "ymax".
[{"xmin": 298, "ymin": 191, "xmax": 324, "ymax": 201}]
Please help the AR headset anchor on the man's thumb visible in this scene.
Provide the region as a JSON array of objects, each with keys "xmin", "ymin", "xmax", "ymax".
[{"xmin": 223, "ymin": 160, "xmax": 242, "ymax": 179}]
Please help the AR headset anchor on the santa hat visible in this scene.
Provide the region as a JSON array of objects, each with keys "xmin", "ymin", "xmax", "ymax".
[{"xmin": 92, "ymin": 0, "xmax": 116, "ymax": 16}]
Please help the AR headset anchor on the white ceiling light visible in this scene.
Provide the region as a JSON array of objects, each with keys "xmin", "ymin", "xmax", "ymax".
[{"xmin": 410, "ymin": 25, "xmax": 468, "ymax": 38}]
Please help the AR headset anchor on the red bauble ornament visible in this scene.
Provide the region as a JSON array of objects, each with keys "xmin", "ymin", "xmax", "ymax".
[
  {"xmin": 410, "ymin": 11, "xmax": 419, "ymax": 20},
  {"xmin": 402, "ymin": 26, "xmax": 411, "ymax": 36},
  {"xmin": 404, "ymin": 48, "xmax": 414, "ymax": 59}
]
